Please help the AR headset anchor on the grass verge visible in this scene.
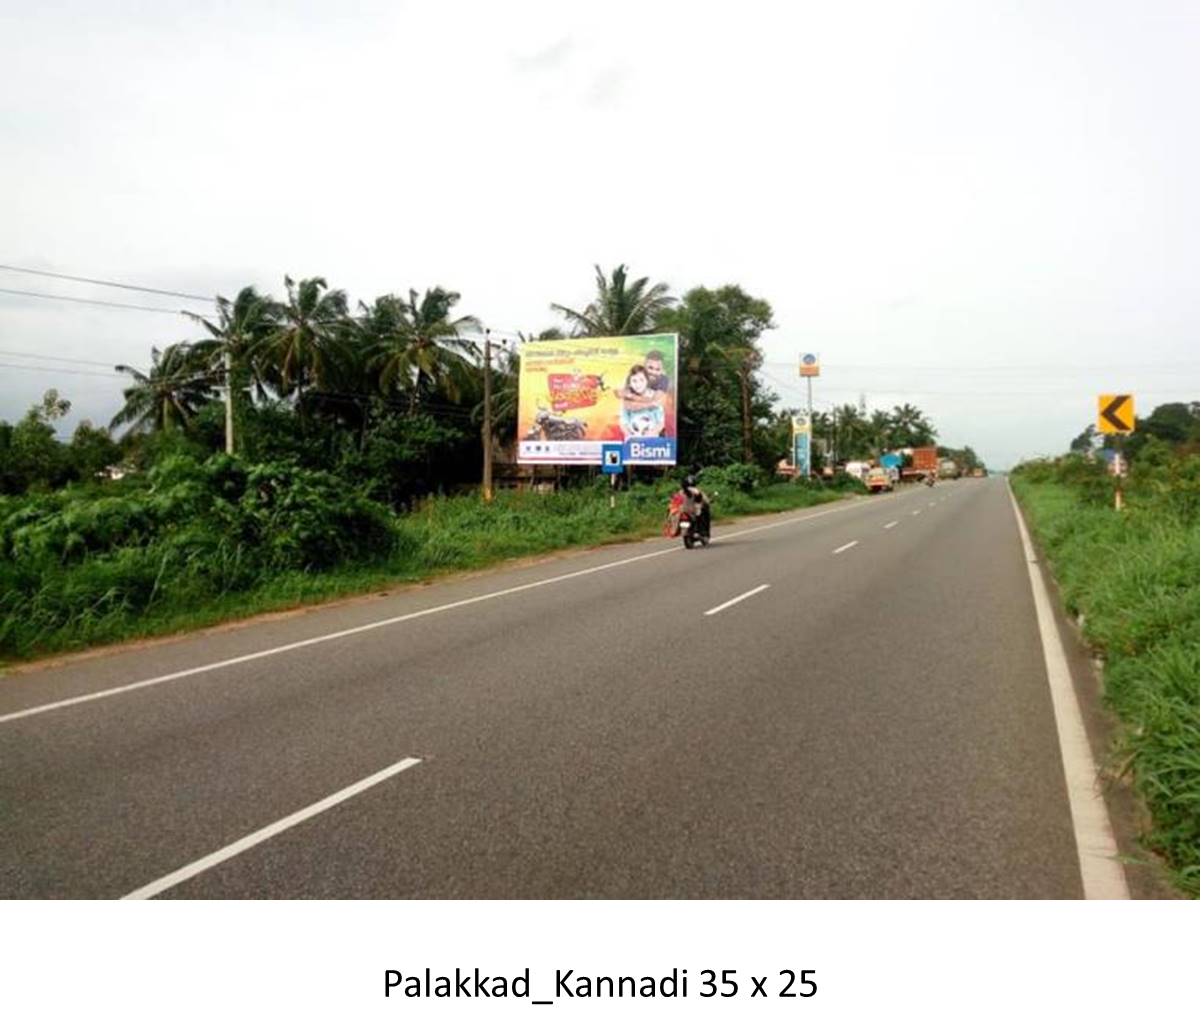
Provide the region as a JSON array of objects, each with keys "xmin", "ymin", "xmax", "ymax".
[
  {"xmin": 1, "ymin": 478, "xmax": 854, "ymax": 666},
  {"xmin": 1010, "ymin": 476, "xmax": 1199, "ymax": 896}
]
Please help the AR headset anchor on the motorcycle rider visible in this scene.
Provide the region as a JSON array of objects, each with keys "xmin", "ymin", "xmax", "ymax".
[{"xmin": 680, "ymin": 473, "xmax": 711, "ymax": 539}]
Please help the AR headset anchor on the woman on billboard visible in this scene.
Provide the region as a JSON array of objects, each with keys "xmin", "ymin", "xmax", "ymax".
[{"xmin": 615, "ymin": 364, "xmax": 666, "ymax": 438}]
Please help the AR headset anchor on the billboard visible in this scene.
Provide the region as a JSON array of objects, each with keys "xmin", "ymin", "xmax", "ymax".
[{"xmin": 517, "ymin": 333, "xmax": 678, "ymax": 465}]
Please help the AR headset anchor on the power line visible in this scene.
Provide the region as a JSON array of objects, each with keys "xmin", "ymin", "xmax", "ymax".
[
  {"xmin": 0, "ymin": 286, "xmax": 193, "ymax": 315},
  {"xmin": 0, "ymin": 362, "xmax": 222, "ymax": 393},
  {"xmin": 0, "ymin": 263, "xmax": 213, "ymax": 302},
  {"xmin": 0, "ymin": 361, "xmax": 127, "ymax": 379},
  {"xmin": 0, "ymin": 348, "xmax": 120, "ymax": 368}
]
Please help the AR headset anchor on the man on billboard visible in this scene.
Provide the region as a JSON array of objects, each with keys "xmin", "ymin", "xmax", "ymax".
[{"xmin": 644, "ymin": 349, "xmax": 671, "ymax": 392}]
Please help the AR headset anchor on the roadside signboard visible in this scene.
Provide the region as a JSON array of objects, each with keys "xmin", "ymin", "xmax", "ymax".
[
  {"xmin": 600, "ymin": 444, "xmax": 624, "ymax": 474},
  {"xmin": 1097, "ymin": 394, "xmax": 1135, "ymax": 435},
  {"xmin": 792, "ymin": 415, "xmax": 811, "ymax": 477},
  {"xmin": 516, "ymin": 333, "xmax": 679, "ymax": 465},
  {"xmin": 798, "ymin": 352, "xmax": 821, "ymax": 377}
]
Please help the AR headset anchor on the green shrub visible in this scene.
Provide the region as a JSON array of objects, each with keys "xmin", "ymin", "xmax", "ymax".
[{"xmin": 0, "ymin": 454, "xmax": 859, "ymax": 662}]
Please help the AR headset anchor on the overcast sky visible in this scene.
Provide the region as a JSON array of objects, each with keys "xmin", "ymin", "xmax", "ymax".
[{"xmin": 2, "ymin": 0, "xmax": 1197, "ymax": 468}]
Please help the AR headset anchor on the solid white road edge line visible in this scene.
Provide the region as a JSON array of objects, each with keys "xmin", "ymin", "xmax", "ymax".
[
  {"xmin": 123, "ymin": 757, "xmax": 422, "ymax": 900},
  {"xmin": 703, "ymin": 583, "xmax": 770, "ymax": 616},
  {"xmin": 1007, "ymin": 482, "xmax": 1128, "ymax": 900},
  {"xmin": 884, "ymin": 521, "xmax": 898, "ymax": 529},
  {"xmin": 1, "ymin": 492, "xmax": 912, "ymax": 726},
  {"xmin": 832, "ymin": 540, "xmax": 859, "ymax": 554}
]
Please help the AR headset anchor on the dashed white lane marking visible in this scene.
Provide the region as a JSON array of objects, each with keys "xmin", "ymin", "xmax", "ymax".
[
  {"xmin": 1007, "ymin": 483, "xmax": 1128, "ymax": 900},
  {"xmin": 832, "ymin": 540, "xmax": 859, "ymax": 554},
  {"xmin": 1, "ymin": 492, "xmax": 914, "ymax": 726},
  {"xmin": 911, "ymin": 509, "xmax": 922, "ymax": 516},
  {"xmin": 704, "ymin": 583, "xmax": 770, "ymax": 616},
  {"xmin": 123, "ymin": 757, "xmax": 423, "ymax": 900},
  {"xmin": 884, "ymin": 521, "xmax": 899, "ymax": 529}
]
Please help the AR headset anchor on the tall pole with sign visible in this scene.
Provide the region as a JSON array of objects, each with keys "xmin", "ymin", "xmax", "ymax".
[
  {"xmin": 1097, "ymin": 394, "xmax": 1135, "ymax": 511},
  {"xmin": 798, "ymin": 353, "xmax": 820, "ymax": 478}
]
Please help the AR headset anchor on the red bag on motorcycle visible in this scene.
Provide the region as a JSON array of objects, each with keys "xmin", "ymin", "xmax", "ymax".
[{"xmin": 664, "ymin": 491, "xmax": 687, "ymax": 537}]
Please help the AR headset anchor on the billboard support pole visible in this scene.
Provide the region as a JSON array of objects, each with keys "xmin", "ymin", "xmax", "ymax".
[
  {"xmin": 805, "ymin": 375, "xmax": 813, "ymax": 479},
  {"xmin": 482, "ymin": 330, "xmax": 494, "ymax": 503}
]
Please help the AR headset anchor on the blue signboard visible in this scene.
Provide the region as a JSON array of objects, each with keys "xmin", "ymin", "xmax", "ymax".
[
  {"xmin": 792, "ymin": 432, "xmax": 811, "ymax": 477},
  {"xmin": 880, "ymin": 453, "xmax": 902, "ymax": 469},
  {"xmin": 601, "ymin": 443, "xmax": 624, "ymax": 474}
]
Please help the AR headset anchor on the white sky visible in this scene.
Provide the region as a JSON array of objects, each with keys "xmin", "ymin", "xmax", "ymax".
[{"xmin": 2, "ymin": 0, "xmax": 1197, "ymax": 468}]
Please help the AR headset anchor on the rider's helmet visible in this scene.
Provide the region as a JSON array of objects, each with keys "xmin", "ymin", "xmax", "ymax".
[{"xmin": 682, "ymin": 474, "xmax": 697, "ymax": 489}]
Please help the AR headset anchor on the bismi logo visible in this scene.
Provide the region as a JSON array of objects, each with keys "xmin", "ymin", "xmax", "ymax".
[{"xmin": 629, "ymin": 441, "xmax": 673, "ymax": 460}]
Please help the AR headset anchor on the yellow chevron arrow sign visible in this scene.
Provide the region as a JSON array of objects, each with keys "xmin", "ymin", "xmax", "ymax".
[{"xmin": 1097, "ymin": 394, "xmax": 1135, "ymax": 435}]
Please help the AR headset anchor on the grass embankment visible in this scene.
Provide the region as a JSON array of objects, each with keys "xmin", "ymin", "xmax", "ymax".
[
  {"xmin": 1011, "ymin": 457, "xmax": 1199, "ymax": 896},
  {"xmin": 0, "ymin": 457, "xmax": 858, "ymax": 665}
]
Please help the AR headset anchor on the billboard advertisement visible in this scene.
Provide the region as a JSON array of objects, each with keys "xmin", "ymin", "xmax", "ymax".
[{"xmin": 517, "ymin": 333, "xmax": 678, "ymax": 465}]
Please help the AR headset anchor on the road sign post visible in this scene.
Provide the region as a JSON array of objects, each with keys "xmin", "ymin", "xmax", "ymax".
[
  {"xmin": 798, "ymin": 353, "xmax": 820, "ymax": 478},
  {"xmin": 601, "ymin": 443, "xmax": 624, "ymax": 508},
  {"xmin": 1097, "ymin": 394, "xmax": 1134, "ymax": 511}
]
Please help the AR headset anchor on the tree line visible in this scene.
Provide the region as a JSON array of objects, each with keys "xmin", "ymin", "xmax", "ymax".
[{"xmin": 1, "ymin": 264, "xmax": 961, "ymax": 502}]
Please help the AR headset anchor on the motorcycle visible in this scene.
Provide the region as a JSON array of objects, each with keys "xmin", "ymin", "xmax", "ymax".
[{"xmin": 665, "ymin": 489, "xmax": 712, "ymax": 549}]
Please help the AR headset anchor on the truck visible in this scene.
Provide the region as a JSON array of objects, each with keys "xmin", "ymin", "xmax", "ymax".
[
  {"xmin": 938, "ymin": 458, "xmax": 960, "ymax": 480},
  {"xmin": 866, "ymin": 466, "xmax": 894, "ymax": 493},
  {"xmin": 900, "ymin": 446, "xmax": 939, "ymax": 483}
]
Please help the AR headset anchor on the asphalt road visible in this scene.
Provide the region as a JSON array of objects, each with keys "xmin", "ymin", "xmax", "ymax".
[{"xmin": 1, "ymin": 478, "xmax": 1089, "ymax": 898}]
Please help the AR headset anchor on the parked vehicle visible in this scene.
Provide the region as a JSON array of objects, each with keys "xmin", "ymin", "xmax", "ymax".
[
  {"xmin": 844, "ymin": 460, "xmax": 871, "ymax": 483},
  {"xmin": 938, "ymin": 458, "xmax": 960, "ymax": 480},
  {"xmin": 901, "ymin": 446, "xmax": 939, "ymax": 483},
  {"xmin": 866, "ymin": 466, "xmax": 894, "ymax": 493}
]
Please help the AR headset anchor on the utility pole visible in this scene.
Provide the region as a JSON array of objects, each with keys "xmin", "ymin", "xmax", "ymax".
[
  {"xmin": 739, "ymin": 354, "xmax": 753, "ymax": 463},
  {"xmin": 482, "ymin": 329, "xmax": 494, "ymax": 502},
  {"xmin": 224, "ymin": 347, "xmax": 235, "ymax": 455}
]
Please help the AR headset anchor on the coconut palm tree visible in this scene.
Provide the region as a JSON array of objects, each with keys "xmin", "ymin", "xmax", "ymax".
[
  {"xmin": 888, "ymin": 403, "xmax": 937, "ymax": 447},
  {"xmin": 109, "ymin": 343, "xmax": 216, "ymax": 434},
  {"xmin": 188, "ymin": 285, "xmax": 279, "ymax": 402},
  {"xmin": 367, "ymin": 287, "xmax": 480, "ymax": 412},
  {"xmin": 868, "ymin": 409, "xmax": 893, "ymax": 453},
  {"xmin": 259, "ymin": 276, "xmax": 349, "ymax": 398},
  {"xmin": 551, "ymin": 264, "xmax": 675, "ymax": 337}
]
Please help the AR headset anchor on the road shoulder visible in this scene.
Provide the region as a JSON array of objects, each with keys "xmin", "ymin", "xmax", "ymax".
[{"xmin": 1010, "ymin": 483, "xmax": 1180, "ymax": 899}]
